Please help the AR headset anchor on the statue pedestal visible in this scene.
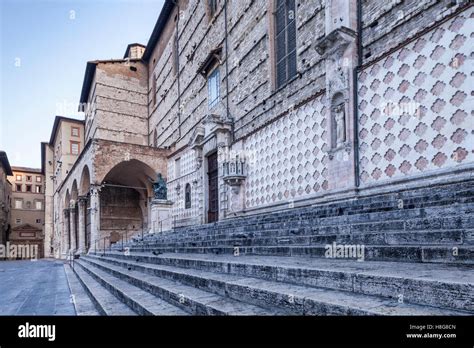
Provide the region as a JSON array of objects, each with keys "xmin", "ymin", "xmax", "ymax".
[{"xmin": 150, "ymin": 199, "xmax": 173, "ymax": 233}]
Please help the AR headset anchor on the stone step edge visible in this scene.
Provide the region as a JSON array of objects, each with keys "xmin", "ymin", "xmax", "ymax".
[
  {"xmin": 76, "ymin": 260, "xmax": 187, "ymax": 316},
  {"xmin": 138, "ymin": 230, "xmax": 470, "ymax": 247},
  {"xmin": 63, "ymin": 264, "xmax": 100, "ymax": 316},
  {"xmin": 80, "ymin": 254, "xmax": 466, "ymax": 315},
  {"xmin": 79, "ymin": 257, "xmax": 278, "ymax": 316},
  {"xmin": 84, "ymin": 254, "xmax": 473, "ymax": 315},
  {"xmin": 72, "ymin": 262, "xmax": 136, "ymax": 316},
  {"xmin": 119, "ymin": 244, "xmax": 474, "ymax": 264}
]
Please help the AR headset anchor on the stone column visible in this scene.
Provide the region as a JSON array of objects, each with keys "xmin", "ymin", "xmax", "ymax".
[
  {"xmin": 76, "ymin": 197, "xmax": 87, "ymax": 254},
  {"xmin": 69, "ymin": 202, "xmax": 77, "ymax": 253},
  {"xmin": 62, "ymin": 209, "xmax": 70, "ymax": 258},
  {"xmin": 89, "ymin": 185, "xmax": 100, "ymax": 253}
]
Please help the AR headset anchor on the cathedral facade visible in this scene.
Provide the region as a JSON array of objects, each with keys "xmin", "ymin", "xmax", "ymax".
[{"xmin": 42, "ymin": 0, "xmax": 473, "ymax": 258}]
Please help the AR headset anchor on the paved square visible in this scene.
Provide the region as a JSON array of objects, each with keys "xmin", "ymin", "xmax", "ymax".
[{"xmin": 0, "ymin": 259, "xmax": 75, "ymax": 315}]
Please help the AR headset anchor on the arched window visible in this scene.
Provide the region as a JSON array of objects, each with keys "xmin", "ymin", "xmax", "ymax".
[{"xmin": 185, "ymin": 183, "xmax": 191, "ymax": 209}]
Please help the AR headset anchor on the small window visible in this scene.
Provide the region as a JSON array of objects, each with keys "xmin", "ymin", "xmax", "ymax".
[
  {"xmin": 35, "ymin": 201, "xmax": 42, "ymax": 210},
  {"xmin": 185, "ymin": 183, "xmax": 191, "ymax": 209},
  {"xmin": 172, "ymin": 33, "xmax": 179, "ymax": 75},
  {"xmin": 71, "ymin": 126, "xmax": 80, "ymax": 137},
  {"xmin": 16, "ymin": 184, "xmax": 22, "ymax": 192},
  {"xmin": 71, "ymin": 141, "xmax": 80, "ymax": 155},
  {"xmin": 15, "ymin": 218, "xmax": 21, "ymax": 224},
  {"xmin": 175, "ymin": 158, "xmax": 181, "ymax": 178},
  {"xmin": 35, "ymin": 186, "xmax": 41, "ymax": 193},
  {"xmin": 16, "ymin": 175, "xmax": 22, "ymax": 181},
  {"xmin": 154, "ymin": 129, "xmax": 158, "ymax": 148},
  {"xmin": 15, "ymin": 199, "xmax": 22, "ymax": 209},
  {"xmin": 208, "ymin": 0, "xmax": 218, "ymax": 18},
  {"xmin": 152, "ymin": 74, "xmax": 157, "ymax": 106},
  {"xmin": 26, "ymin": 185, "xmax": 32, "ymax": 192},
  {"xmin": 26, "ymin": 175, "xmax": 32, "ymax": 181},
  {"xmin": 36, "ymin": 218, "xmax": 42, "ymax": 224},
  {"xmin": 208, "ymin": 68, "xmax": 220, "ymax": 108},
  {"xmin": 36, "ymin": 176, "xmax": 42, "ymax": 183}
]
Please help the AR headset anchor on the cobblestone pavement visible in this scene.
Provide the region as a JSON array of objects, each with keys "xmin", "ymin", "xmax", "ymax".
[{"xmin": 0, "ymin": 259, "xmax": 76, "ymax": 315}]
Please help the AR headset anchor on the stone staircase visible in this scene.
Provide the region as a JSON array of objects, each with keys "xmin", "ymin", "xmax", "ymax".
[{"xmin": 71, "ymin": 179, "xmax": 474, "ymax": 315}]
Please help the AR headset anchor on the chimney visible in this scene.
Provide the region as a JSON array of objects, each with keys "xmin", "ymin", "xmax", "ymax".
[{"xmin": 124, "ymin": 43, "xmax": 146, "ymax": 60}]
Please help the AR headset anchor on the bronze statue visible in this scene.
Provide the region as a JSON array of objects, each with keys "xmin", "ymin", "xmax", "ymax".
[{"xmin": 153, "ymin": 173, "xmax": 167, "ymax": 200}]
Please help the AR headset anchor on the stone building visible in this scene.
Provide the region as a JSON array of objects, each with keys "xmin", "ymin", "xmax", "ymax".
[
  {"xmin": 42, "ymin": 116, "xmax": 85, "ymax": 258},
  {"xmin": 0, "ymin": 151, "xmax": 13, "ymax": 247},
  {"xmin": 7, "ymin": 167, "xmax": 45, "ymax": 258},
  {"xmin": 45, "ymin": 0, "xmax": 473, "ymax": 260}
]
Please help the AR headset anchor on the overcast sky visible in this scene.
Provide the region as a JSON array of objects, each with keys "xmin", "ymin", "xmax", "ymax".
[{"xmin": 0, "ymin": 0, "xmax": 164, "ymax": 168}]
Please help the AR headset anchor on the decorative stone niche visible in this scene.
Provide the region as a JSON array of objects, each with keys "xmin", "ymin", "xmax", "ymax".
[
  {"xmin": 222, "ymin": 156, "xmax": 246, "ymax": 193},
  {"xmin": 315, "ymin": 25, "xmax": 358, "ymax": 190}
]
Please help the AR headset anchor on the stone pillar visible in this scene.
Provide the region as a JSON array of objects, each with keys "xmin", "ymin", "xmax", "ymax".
[
  {"xmin": 62, "ymin": 209, "xmax": 70, "ymax": 258},
  {"xmin": 89, "ymin": 185, "xmax": 100, "ymax": 253},
  {"xmin": 76, "ymin": 196, "xmax": 87, "ymax": 254},
  {"xmin": 69, "ymin": 202, "xmax": 77, "ymax": 253},
  {"xmin": 150, "ymin": 199, "xmax": 173, "ymax": 233},
  {"xmin": 315, "ymin": 0, "xmax": 358, "ymax": 191}
]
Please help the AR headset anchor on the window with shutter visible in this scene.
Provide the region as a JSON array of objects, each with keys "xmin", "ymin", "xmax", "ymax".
[{"xmin": 275, "ymin": 0, "xmax": 297, "ymax": 89}]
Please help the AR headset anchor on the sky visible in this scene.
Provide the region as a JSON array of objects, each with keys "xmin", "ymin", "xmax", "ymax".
[{"xmin": 0, "ymin": 0, "xmax": 164, "ymax": 168}]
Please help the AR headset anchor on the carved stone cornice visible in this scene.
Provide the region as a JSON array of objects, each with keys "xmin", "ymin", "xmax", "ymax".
[{"xmin": 315, "ymin": 27, "xmax": 357, "ymax": 57}]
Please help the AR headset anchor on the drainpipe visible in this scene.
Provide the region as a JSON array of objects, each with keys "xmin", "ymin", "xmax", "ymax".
[
  {"xmin": 173, "ymin": 0, "xmax": 182, "ymax": 140},
  {"xmin": 352, "ymin": 0, "xmax": 362, "ymax": 188},
  {"xmin": 224, "ymin": 0, "xmax": 234, "ymax": 142}
]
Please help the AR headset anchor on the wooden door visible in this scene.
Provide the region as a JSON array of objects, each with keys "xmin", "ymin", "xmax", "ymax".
[{"xmin": 207, "ymin": 152, "xmax": 219, "ymax": 223}]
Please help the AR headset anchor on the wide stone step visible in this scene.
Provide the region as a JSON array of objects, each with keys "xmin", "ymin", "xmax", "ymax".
[
  {"xmin": 144, "ymin": 204, "xmax": 474, "ymax": 243},
  {"xmin": 72, "ymin": 262, "xmax": 136, "ymax": 315},
  {"xmin": 121, "ymin": 244, "xmax": 474, "ymax": 264},
  {"xmin": 79, "ymin": 257, "xmax": 278, "ymax": 315},
  {"xmin": 82, "ymin": 254, "xmax": 468, "ymax": 316},
  {"xmin": 75, "ymin": 260, "xmax": 187, "ymax": 316},
  {"xmin": 64, "ymin": 264, "xmax": 100, "ymax": 315},
  {"xmin": 137, "ymin": 230, "xmax": 469, "ymax": 249},
  {"xmin": 138, "ymin": 205, "xmax": 474, "ymax": 249},
  {"xmin": 90, "ymin": 252, "xmax": 474, "ymax": 312}
]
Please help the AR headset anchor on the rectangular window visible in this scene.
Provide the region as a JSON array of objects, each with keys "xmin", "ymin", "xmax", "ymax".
[
  {"xmin": 152, "ymin": 74, "xmax": 157, "ymax": 106},
  {"xmin": 208, "ymin": 68, "xmax": 220, "ymax": 108},
  {"xmin": 16, "ymin": 184, "xmax": 22, "ymax": 192},
  {"xmin": 15, "ymin": 218, "xmax": 21, "ymax": 224},
  {"xmin": 35, "ymin": 185, "xmax": 42, "ymax": 193},
  {"xmin": 15, "ymin": 199, "xmax": 22, "ymax": 209},
  {"xmin": 71, "ymin": 126, "xmax": 80, "ymax": 137},
  {"xmin": 36, "ymin": 218, "xmax": 42, "ymax": 224},
  {"xmin": 71, "ymin": 141, "xmax": 80, "ymax": 155},
  {"xmin": 36, "ymin": 176, "xmax": 42, "ymax": 183},
  {"xmin": 26, "ymin": 175, "xmax": 32, "ymax": 181},
  {"xmin": 35, "ymin": 201, "xmax": 42, "ymax": 210},
  {"xmin": 275, "ymin": 0, "xmax": 297, "ymax": 89},
  {"xmin": 16, "ymin": 174, "xmax": 22, "ymax": 181},
  {"xmin": 26, "ymin": 185, "xmax": 32, "ymax": 192},
  {"xmin": 175, "ymin": 158, "xmax": 181, "ymax": 178}
]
